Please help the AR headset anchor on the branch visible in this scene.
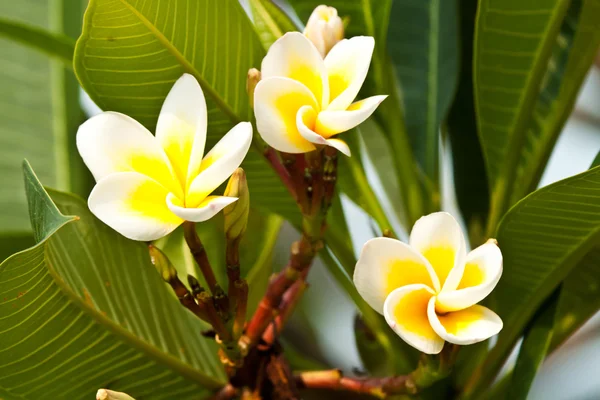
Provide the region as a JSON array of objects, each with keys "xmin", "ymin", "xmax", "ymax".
[
  {"xmin": 295, "ymin": 370, "xmax": 417, "ymax": 398},
  {"xmin": 183, "ymin": 221, "xmax": 220, "ymax": 295},
  {"xmin": 262, "ymin": 279, "xmax": 308, "ymax": 345}
]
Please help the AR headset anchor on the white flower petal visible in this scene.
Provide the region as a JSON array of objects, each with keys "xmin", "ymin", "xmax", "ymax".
[
  {"xmin": 155, "ymin": 73, "xmax": 208, "ymax": 189},
  {"xmin": 76, "ymin": 112, "xmax": 181, "ymax": 198},
  {"xmin": 325, "ymin": 138, "xmax": 351, "ymax": 156},
  {"xmin": 354, "ymin": 237, "xmax": 440, "ymax": 314},
  {"xmin": 186, "ymin": 122, "xmax": 252, "ymax": 207},
  {"xmin": 296, "ymin": 105, "xmax": 351, "ymax": 156},
  {"xmin": 254, "ymin": 77, "xmax": 318, "ymax": 154},
  {"xmin": 316, "ymin": 95, "xmax": 387, "ymax": 137},
  {"xmin": 324, "ymin": 36, "xmax": 375, "ymax": 111},
  {"xmin": 383, "ymin": 284, "xmax": 444, "ymax": 355},
  {"xmin": 88, "ymin": 172, "xmax": 182, "ymax": 241},
  {"xmin": 428, "ymin": 300, "xmax": 503, "ymax": 345},
  {"xmin": 167, "ymin": 194, "xmax": 237, "ymax": 222},
  {"xmin": 436, "ymin": 240, "xmax": 503, "ymax": 312},
  {"xmin": 409, "ymin": 212, "xmax": 467, "ymax": 293},
  {"xmin": 261, "ymin": 32, "xmax": 329, "ymax": 108}
]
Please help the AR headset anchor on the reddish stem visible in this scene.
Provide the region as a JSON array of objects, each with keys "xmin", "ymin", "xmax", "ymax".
[
  {"xmin": 262, "ymin": 279, "xmax": 308, "ymax": 345},
  {"xmin": 264, "ymin": 147, "xmax": 297, "ymax": 199}
]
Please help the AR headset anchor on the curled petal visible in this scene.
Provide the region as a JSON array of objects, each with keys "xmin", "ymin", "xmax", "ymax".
[
  {"xmin": 88, "ymin": 172, "xmax": 182, "ymax": 241},
  {"xmin": 383, "ymin": 284, "xmax": 444, "ymax": 354},
  {"xmin": 316, "ymin": 95, "xmax": 388, "ymax": 137},
  {"xmin": 167, "ymin": 194, "xmax": 237, "ymax": 222},
  {"xmin": 436, "ymin": 240, "xmax": 503, "ymax": 313},
  {"xmin": 155, "ymin": 73, "xmax": 208, "ymax": 189},
  {"xmin": 354, "ymin": 237, "xmax": 440, "ymax": 314},
  {"xmin": 325, "ymin": 36, "xmax": 375, "ymax": 111},
  {"xmin": 260, "ymin": 32, "xmax": 329, "ymax": 108},
  {"xmin": 296, "ymin": 106, "xmax": 351, "ymax": 156},
  {"xmin": 324, "ymin": 138, "xmax": 351, "ymax": 156},
  {"xmin": 428, "ymin": 300, "xmax": 503, "ymax": 345},
  {"xmin": 76, "ymin": 112, "xmax": 181, "ymax": 198},
  {"xmin": 254, "ymin": 77, "xmax": 318, "ymax": 154},
  {"xmin": 186, "ymin": 122, "xmax": 252, "ymax": 207},
  {"xmin": 409, "ymin": 212, "xmax": 467, "ymax": 293}
]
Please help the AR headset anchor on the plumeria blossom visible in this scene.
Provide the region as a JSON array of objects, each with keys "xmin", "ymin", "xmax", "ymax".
[
  {"xmin": 353, "ymin": 212, "xmax": 503, "ymax": 354},
  {"xmin": 303, "ymin": 5, "xmax": 344, "ymax": 57},
  {"xmin": 77, "ymin": 74, "xmax": 252, "ymax": 242},
  {"xmin": 253, "ymin": 32, "xmax": 387, "ymax": 157}
]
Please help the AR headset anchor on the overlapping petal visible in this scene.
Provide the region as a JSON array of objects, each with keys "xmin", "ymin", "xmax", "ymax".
[
  {"xmin": 354, "ymin": 237, "xmax": 440, "ymax": 313},
  {"xmin": 324, "ymin": 36, "xmax": 375, "ymax": 111},
  {"xmin": 261, "ymin": 32, "xmax": 329, "ymax": 108},
  {"xmin": 187, "ymin": 122, "xmax": 252, "ymax": 207},
  {"xmin": 88, "ymin": 172, "xmax": 183, "ymax": 241},
  {"xmin": 76, "ymin": 112, "xmax": 182, "ymax": 198},
  {"xmin": 155, "ymin": 73, "xmax": 207, "ymax": 189},
  {"xmin": 167, "ymin": 194, "xmax": 238, "ymax": 222},
  {"xmin": 436, "ymin": 241, "xmax": 503, "ymax": 313},
  {"xmin": 427, "ymin": 301, "xmax": 503, "ymax": 345},
  {"xmin": 409, "ymin": 212, "xmax": 467, "ymax": 293},
  {"xmin": 254, "ymin": 77, "xmax": 319, "ymax": 154},
  {"xmin": 384, "ymin": 284, "xmax": 444, "ymax": 354},
  {"xmin": 315, "ymin": 95, "xmax": 388, "ymax": 137}
]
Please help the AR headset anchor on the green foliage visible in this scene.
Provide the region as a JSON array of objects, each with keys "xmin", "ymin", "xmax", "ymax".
[
  {"xmin": 0, "ymin": 163, "xmax": 224, "ymax": 399},
  {"xmin": 465, "ymin": 166, "xmax": 600, "ymax": 396},
  {"xmin": 0, "ymin": 0, "xmax": 91, "ymax": 261}
]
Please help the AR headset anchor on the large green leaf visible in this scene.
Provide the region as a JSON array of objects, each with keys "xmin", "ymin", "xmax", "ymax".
[
  {"xmin": 74, "ymin": 0, "xmax": 297, "ymax": 222},
  {"xmin": 474, "ymin": 0, "xmax": 571, "ymax": 233},
  {"xmin": 0, "ymin": 0, "xmax": 90, "ymax": 261},
  {"xmin": 388, "ymin": 0, "xmax": 459, "ymax": 200},
  {"xmin": 247, "ymin": 0, "xmax": 299, "ymax": 48},
  {"xmin": 0, "ymin": 162, "xmax": 225, "ymax": 399},
  {"xmin": 549, "ymin": 153, "xmax": 600, "ymax": 350},
  {"xmin": 510, "ymin": 0, "xmax": 600, "ymax": 204},
  {"xmin": 446, "ymin": 0, "xmax": 489, "ymax": 245},
  {"xmin": 462, "ymin": 166, "xmax": 600, "ymax": 397}
]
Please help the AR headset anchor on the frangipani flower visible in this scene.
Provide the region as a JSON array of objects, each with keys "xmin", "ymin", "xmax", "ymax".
[
  {"xmin": 304, "ymin": 5, "xmax": 344, "ymax": 57},
  {"xmin": 254, "ymin": 32, "xmax": 387, "ymax": 157},
  {"xmin": 77, "ymin": 74, "xmax": 252, "ymax": 242},
  {"xmin": 353, "ymin": 212, "xmax": 503, "ymax": 354}
]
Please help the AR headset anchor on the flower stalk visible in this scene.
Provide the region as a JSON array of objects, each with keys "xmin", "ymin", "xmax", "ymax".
[{"xmin": 183, "ymin": 221, "xmax": 220, "ymax": 295}]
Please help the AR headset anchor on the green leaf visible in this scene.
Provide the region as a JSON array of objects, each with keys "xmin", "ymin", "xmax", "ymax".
[
  {"xmin": 0, "ymin": 0, "xmax": 91, "ymax": 261},
  {"xmin": 473, "ymin": 0, "xmax": 571, "ymax": 234},
  {"xmin": 446, "ymin": 0, "xmax": 489, "ymax": 245},
  {"xmin": 388, "ymin": 0, "xmax": 460, "ymax": 200},
  {"xmin": 510, "ymin": 0, "xmax": 600, "ymax": 205},
  {"xmin": 74, "ymin": 0, "xmax": 297, "ymax": 223},
  {"xmin": 507, "ymin": 289, "xmax": 560, "ymax": 400},
  {"xmin": 549, "ymin": 151, "xmax": 600, "ymax": 350},
  {"xmin": 462, "ymin": 166, "xmax": 600, "ymax": 397},
  {"xmin": 0, "ymin": 165, "xmax": 225, "ymax": 399},
  {"xmin": 0, "ymin": 17, "xmax": 75, "ymax": 65},
  {"xmin": 247, "ymin": 0, "xmax": 300, "ymax": 48}
]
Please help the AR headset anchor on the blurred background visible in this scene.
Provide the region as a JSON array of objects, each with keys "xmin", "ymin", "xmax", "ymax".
[{"xmin": 1, "ymin": 1, "xmax": 599, "ymax": 399}]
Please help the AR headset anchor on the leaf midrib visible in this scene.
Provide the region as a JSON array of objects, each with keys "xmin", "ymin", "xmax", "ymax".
[
  {"xmin": 81, "ymin": 0, "xmax": 242, "ymax": 124},
  {"xmin": 45, "ymin": 235, "xmax": 225, "ymax": 389}
]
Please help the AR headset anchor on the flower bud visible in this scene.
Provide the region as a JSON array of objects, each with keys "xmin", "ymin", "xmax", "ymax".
[
  {"xmin": 148, "ymin": 244, "xmax": 177, "ymax": 282},
  {"xmin": 247, "ymin": 68, "xmax": 261, "ymax": 108},
  {"xmin": 303, "ymin": 5, "xmax": 344, "ymax": 57},
  {"xmin": 97, "ymin": 389, "xmax": 136, "ymax": 400},
  {"xmin": 223, "ymin": 168, "xmax": 249, "ymax": 241}
]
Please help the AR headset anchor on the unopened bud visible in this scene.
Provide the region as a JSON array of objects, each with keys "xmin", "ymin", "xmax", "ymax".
[
  {"xmin": 97, "ymin": 389, "xmax": 136, "ymax": 400},
  {"xmin": 223, "ymin": 168, "xmax": 249, "ymax": 241},
  {"xmin": 148, "ymin": 245, "xmax": 177, "ymax": 282},
  {"xmin": 303, "ymin": 5, "xmax": 344, "ymax": 57},
  {"xmin": 247, "ymin": 68, "xmax": 261, "ymax": 108}
]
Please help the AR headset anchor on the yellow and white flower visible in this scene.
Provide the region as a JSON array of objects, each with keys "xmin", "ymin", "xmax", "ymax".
[
  {"xmin": 77, "ymin": 74, "xmax": 252, "ymax": 242},
  {"xmin": 254, "ymin": 32, "xmax": 387, "ymax": 157},
  {"xmin": 353, "ymin": 212, "xmax": 503, "ymax": 354},
  {"xmin": 304, "ymin": 5, "xmax": 344, "ymax": 57}
]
